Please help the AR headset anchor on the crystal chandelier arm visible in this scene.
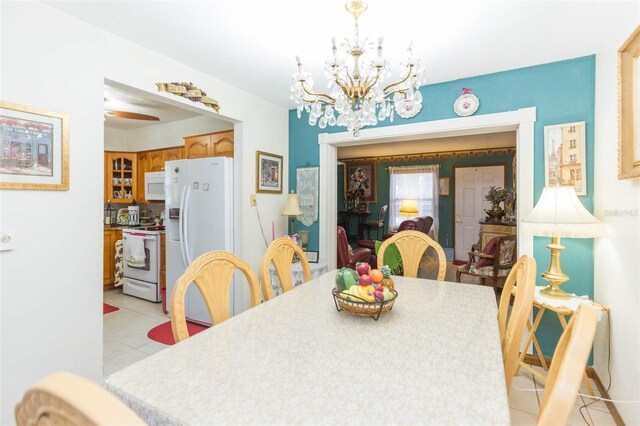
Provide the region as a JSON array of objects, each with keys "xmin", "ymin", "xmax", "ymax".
[
  {"xmin": 301, "ymin": 85, "xmax": 336, "ymax": 104},
  {"xmin": 382, "ymin": 64, "xmax": 415, "ymax": 94}
]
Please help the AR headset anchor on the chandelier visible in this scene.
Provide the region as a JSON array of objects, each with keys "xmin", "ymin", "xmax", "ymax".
[{"xmin": 290, "ymin": 0, "xmax": 424, "ymax": 138}]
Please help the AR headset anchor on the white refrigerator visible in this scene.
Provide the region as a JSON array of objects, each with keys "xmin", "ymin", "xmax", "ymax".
[{"xmin": 165, "ymin": 157, "xmax": 234, "ymax": 325}]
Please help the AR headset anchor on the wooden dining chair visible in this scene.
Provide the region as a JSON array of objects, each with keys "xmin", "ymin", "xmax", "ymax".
[
  {"xmin": 170, "ymin": 250, "xmax": 260, "ymax": 343},
  {"xmin": 260, "ymin": 237, "xmax": 311, "ymax": 301},
  {"xmin": 377, "ymin": 230, "xmax": 446, "ymax": 279},
  {"xmin": 497, "ymin": 255, "xmax": 536, "ymax": 394},
  {"xmin": 15, "ymin": 371, "xmax": 145, "ymax": 426},
  {"xmin": 537, "ymin": 304, "xmax": 598, "ymax": 426}
]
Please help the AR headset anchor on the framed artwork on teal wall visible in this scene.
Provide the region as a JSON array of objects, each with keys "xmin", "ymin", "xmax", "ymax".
[
  {"xmin": 543, "ymin": 121, "xmax": 586, "ymax": 195},
  {"xmin": 438, "ymin": 177, "xmax": 450, "ymax": 196},
  {"xmin": 344, "ymin": 160, "xmax": 376, "ymax": 203}
]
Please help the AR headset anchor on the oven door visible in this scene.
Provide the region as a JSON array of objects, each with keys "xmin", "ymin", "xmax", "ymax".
[{"xmin": 123, "ymin": 233, "xmax": 159, "ymax": 283}]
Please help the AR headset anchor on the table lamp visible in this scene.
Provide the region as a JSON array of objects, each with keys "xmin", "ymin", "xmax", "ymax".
[
  {"xmin": 522, "ymin": 186, "xmax": 603, "ymax": 299},
  {"xmin": 399, "ymin": 198, "xmax": 419, "ymax": 217},
  {"xmin": 281, "ymin": 192, "xmax": 303, "ymax": 236}
]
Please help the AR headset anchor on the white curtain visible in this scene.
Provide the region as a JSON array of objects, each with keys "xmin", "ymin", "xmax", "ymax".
[{"xmin": 388, "ymin": 165, "xmax": 439, "ymax": 240}]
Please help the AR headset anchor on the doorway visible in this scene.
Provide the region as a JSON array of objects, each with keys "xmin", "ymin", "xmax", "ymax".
[
  {"xmin": 318, "ymin": 107, "xmax": 536, "ymax": 270},
  {"xmin": 453, "ymin": 165, "xmax": 505, "ymax": 260}
]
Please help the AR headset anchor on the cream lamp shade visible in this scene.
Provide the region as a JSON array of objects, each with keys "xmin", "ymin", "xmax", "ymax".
[
  {"xmin": 521, "ymin": 187, "xmax": 603, "ymax": 238},
  {"xmin": 522, "ymin": 186, "xmax": 602, "ymax": 299},
  {"xmin": 281, "ymin": 193, "xmax": 303, "ymax": 216},
  {"xmin": 399, "ymin": 198, "xmax": 419, "ymax": 216}
]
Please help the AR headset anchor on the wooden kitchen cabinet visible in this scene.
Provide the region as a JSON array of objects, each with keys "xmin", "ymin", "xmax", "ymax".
[
  {"xmin": 137, "ymin": 151, "xmax": 148, "ymax": 203},
  {"xmin": 164, "ymin": 147, "xmax": 183, "ymax": 163},
  {"xmin": 105, "ymin": 152, "xmax": 137, "ymax": 204},
  {"xmin": 148, "ymin": 150, "xmax": 165, "ymax": 172},
  {"xmin": 103, "ymin": 229, "xmax": 123, "ymax": 287},
  {"xmin": 184, "ymin": 130, "xmax": 234, "ymax": 159}
]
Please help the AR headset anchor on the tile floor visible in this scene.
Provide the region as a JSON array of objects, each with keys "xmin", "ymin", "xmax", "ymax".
[
  {"xmin": 103, "ymin": 288, "xmax": 169, "ymax": 378},
  {"xmin": 103, "ymin": 266, "xmax": 619, "ymax": 425}
]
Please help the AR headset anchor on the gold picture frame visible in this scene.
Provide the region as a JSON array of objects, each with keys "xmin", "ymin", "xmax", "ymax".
[
  {"xmin": 438, "ymin": 177, "xmax": 450, "ymax": 196},
  {"xmin": 344, "ymin": 160, "xmax": 376, "ymax": 203},
  {"xmin": 618, "ymin": 25, "xmax": 640, "ymax": 180},
  {"xmin": 256, "ymin": 151, "xmax": 283, "ymax": 194},
  {"xmin": 0, "ymin": 101, "xmax": 69, "ymax": 190}
]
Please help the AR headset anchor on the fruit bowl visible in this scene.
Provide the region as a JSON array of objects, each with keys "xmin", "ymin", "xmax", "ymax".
[{"xmin": 332, "ymin": 288, "xmax": 398, "ymax": 321}]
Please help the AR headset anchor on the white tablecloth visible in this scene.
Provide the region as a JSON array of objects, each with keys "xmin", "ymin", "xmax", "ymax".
[
  {"xmin": 267, "ymin": 260, "xmax": 328, "ymax": 297},
  {"xmin": 106, "ymin": 272, "xmax": 510, "ymax": 425}
]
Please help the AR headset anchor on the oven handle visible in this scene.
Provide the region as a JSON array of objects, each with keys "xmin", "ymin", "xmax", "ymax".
[
  {"xmin": 123, "ymin": 235, "xmax": 157, "ymax": 241},
  {"xmin": 178, "ymin": 185, "xmax": 189, "ymax": 268},
  {"xmin": 183, "ymin": 184, "xmax": 193, "ymax": 264}
]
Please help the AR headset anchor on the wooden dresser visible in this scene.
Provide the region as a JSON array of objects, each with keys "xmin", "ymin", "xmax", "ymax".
[{"xmin": 478, "ymin": 222, "xmax": 517, "ymax": 249}]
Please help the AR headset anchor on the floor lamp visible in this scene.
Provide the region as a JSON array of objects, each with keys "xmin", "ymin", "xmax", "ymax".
[
  {"xmin": 282, "ymin": 192, "xmax": 303, "ymax": 236},
  {"xmin": 522, "ymin": 186, "xmax": 603, "ymax": 299}
]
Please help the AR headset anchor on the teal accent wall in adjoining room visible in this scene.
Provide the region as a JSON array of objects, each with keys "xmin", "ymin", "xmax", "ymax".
[
  {"xmin": 289, "ymin": 55, "xmax": 596, "ymax": 359},
  {"xmin": 338, "ymin": 152, "xmax": 515, "ymax": 249}
]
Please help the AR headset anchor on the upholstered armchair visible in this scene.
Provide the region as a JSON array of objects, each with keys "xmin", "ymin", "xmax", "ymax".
[
  {"xmin": 456, "ymin": 235, "xmax": 517, "ymax": 292},
  {"xmin": 337, "ymin": 226, "xmax": 371, "ymax": 269}
]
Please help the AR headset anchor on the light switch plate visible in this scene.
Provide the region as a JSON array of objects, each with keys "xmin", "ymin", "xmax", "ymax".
[{"xmin": 250, "ymin": 194, "xmax": 256, "ymax": 207}]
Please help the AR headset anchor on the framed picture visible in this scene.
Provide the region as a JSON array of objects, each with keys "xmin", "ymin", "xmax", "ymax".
[
  {"xmin": 438, "ymin": 177, "xmax": 450, "ymax": 196},
  {"xmin": 618, "ymin": 25, "xmax": 640, "ymax": 179},
  {"xmin": 544, "ymin": 121, "xmax": 587, "ymax": 195},
  {"xmin": 0, "ymin": 101, "xmax": 69, "ymax": 190},
  {"xmin": 255, "ymin": 151, "xmax": 283, "ymax": 194},
  {"xmin": 344, "ymin": 160, "xmax": 376, "ymax": 203},
  {"xmin": 305, "ymin": 250, "xmax": 319, "ymax": 263}
]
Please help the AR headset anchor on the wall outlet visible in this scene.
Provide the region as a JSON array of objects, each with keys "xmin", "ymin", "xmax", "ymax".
[{"xmin": 250, "ymin": 194, "xmax": 256, "ymax": 207}]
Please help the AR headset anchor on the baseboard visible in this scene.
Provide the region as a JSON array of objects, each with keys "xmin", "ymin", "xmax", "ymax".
[{"xmin": 522, "ymin": 354, "xmax": 625, "ymax": 426}]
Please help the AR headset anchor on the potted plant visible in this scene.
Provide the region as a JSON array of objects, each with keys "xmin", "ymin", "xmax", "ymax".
[{"xmin": 484, "ymin": 186, "xmax": 510, "ymax": 223}]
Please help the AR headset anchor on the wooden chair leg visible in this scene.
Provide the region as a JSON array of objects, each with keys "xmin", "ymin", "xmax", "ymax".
[{"xmin": 456, "ymin": 271, "xmax": 462, "ymax": 282}]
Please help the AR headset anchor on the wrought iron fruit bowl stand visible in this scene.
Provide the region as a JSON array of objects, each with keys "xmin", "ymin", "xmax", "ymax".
[{"xmin": 332, "ymin": 288, "xmax": 398, "ymax": 321}]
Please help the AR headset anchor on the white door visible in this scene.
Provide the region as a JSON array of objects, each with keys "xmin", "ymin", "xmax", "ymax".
[{"xmin": 454, "ymin": 166, "xmax": 505, "ymax": 261}]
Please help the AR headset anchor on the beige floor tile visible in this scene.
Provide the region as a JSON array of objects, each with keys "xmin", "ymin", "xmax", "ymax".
[
  {"xmin": 137, "ymin": 340, "xmax": 169, "ymax": 355},
  {"xmin": 103, "ymin": 349, "xmax": 149, "ymax": 378},
  {"xmin": 510, "ymin": 408, "xmax": 538, "ymax": 426},
  {"xmin": 577, "ymin": 393, "xmax": 610, "ymax": 414},
  {"xmin": 509, "ymin": 386, "xmax": 541, "ymax": 416},
  {"xmin": 103, "ymin": 337, "xmax": 135, "ymax": 362}
]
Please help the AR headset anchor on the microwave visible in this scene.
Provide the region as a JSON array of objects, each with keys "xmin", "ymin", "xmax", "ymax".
[{"xmin": 144, "ymin": 171, "xmax": 165, "ymax": 200}]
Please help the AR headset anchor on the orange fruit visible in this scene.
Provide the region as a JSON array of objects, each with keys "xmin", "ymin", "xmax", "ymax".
[{"xmin": 369, "ymin": 269, "xmax": 383, "ymax": 283}]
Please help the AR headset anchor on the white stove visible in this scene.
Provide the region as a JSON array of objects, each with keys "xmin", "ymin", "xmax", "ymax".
[{"xmin": 122, "ymin": 228, "xmax": 162, "ymax": 302}]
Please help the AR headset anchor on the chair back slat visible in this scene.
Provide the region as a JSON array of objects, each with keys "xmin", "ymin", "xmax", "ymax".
[
  {"xmin": 260, "ymin": 237, "xmax": 311, "ymax": 301},
  {"xmin": 377, "ymin": 230, "xmax": 446, "ymax": 279},
  {"xmin": 537, "ymin": 305, "xmax": 598, "ymax": 425},
  {"xmin": 498, "ymin": 255, "xmax": 536, "ymax": 393},
  {"xmin": 170, "ymin": 251, "xmax": 260, "ymax": 343}
]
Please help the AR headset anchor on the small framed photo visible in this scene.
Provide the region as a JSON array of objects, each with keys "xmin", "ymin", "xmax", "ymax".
[
  {"xmin": 544, "ymin": 121, "xmax": 587, "ymax": 195},
  {"xmin": 256, "ymin": 151, "xmax": 283, "ymax": 194},
  {"xmin": 438, "ymin": 177, "xmax": 450, "ymax": 196},
  {"xmin": 0, "ymin": 101, "xmax": 69, "ymax": 190},
  {"xmin": 305, "ymin": 250, "xmax": 319, "ymax": 263}
]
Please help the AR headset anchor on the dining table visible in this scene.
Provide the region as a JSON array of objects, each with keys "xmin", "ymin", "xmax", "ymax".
[{"xmin": 106, "ymin": 271, "xmax": 511, "ymax": 425}]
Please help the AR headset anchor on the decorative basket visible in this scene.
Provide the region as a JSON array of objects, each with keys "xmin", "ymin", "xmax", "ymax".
[{"xmin": 332, "ymin": 288, "xmax": 398, "ymax": 321}]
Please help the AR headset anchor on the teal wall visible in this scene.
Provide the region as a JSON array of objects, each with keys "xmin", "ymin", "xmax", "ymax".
[
  {"xmin": 337, "ymin": 153, "xmax": 514, "ymax": 248},
  {"xmin": 289, "ymin": 56, "xmax": 596, "ymax": 358}
]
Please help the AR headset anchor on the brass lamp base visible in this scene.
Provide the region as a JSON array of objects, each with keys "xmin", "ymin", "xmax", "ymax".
[{"xmin": 539, "ymin": 236, "xmax": 572, "ymax": 300}]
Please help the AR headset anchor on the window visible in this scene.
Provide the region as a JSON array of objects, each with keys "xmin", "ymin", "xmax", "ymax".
[{"xmin": 388, "ymin": 165, "xmax": 439, "ymax": 232}]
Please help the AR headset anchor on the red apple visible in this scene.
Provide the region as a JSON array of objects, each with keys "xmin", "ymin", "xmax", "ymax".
[
  {"xmin": 376, "ymin": 285, "xmax": 384, "ymax": 293},
  {"xmin": 355, "ymin": 262, "xmax": 371, "ymax": 276},
  {"xmin": 359, "ymin": 274, "xmax": 372, "ymax": 287},
  {"xmin": 374, "ymin": 291, "xmax": 384, "ymax": 302}
]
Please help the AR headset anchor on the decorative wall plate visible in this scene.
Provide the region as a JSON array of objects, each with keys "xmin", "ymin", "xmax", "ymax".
[{"xmin": 454, "ymin": 88, "xmax": 479, "ymax": 117}]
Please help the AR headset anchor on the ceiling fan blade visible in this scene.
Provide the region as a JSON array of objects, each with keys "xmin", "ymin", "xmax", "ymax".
[{"xmin": 105, "ymin": 111, "xmax": 160, "ymax": 121}]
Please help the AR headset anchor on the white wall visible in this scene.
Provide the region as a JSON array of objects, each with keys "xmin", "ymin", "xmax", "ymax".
[
  {"xmin": 0, "ymin": 2, "xmax": 288, "ymax": 422},
  {"xmin": 104, "ymin": 115, "xmax": 233, "ymax": 152},
  {"xmin": 593, "ymin": 13, "xmax": 640, "ymax": 425}
]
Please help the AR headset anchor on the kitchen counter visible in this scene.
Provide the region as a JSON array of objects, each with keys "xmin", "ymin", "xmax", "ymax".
[{"xmin": 104, "ymin": 224, "xmax": 164, "ymax": 232}]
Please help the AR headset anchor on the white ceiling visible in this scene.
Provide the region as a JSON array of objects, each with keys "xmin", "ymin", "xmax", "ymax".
[
  {"xmin": 104, "ymin": 84, "xmax": 201, "ymax": 130},
  {"xmin": 52, "ymin": 1, "xmax": 636, "ymax": 109}
]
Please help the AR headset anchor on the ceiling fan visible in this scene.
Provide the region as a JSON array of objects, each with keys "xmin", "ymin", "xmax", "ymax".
[{"xmin": 104, "ymin": 111, "xmax": 159, "ymax": 121}]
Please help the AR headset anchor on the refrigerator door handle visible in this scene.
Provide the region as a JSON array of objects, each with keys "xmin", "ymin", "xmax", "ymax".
[
  {"xmin": 178, "ymin": 185, "xmax": 189, "ymax": 268},
  {"xmin": 184, "ymin": 184, "xmax": 193, "ymax": 264}
]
